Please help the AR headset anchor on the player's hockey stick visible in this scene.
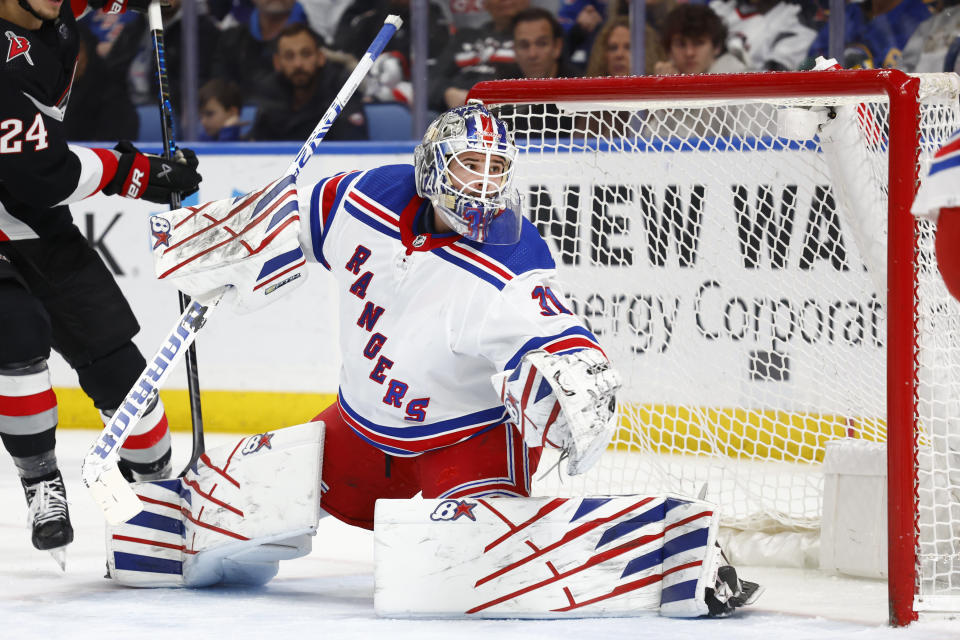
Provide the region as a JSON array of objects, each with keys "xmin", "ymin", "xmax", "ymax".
[
  {"xmin": 147, "ymin": 1, "xmax": 208, "ymax": 478},
  {"xmin": 82, "ymin": 14, "xmax": 403, "ymax": 525}
]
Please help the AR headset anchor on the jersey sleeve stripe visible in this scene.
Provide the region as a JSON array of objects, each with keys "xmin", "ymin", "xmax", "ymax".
[
  {"xmin": 930, "ymin": 153, "xmax": 960, "ymax": 177},
  {"xmin": 934, "ymin": 131, "xmax": 960, "ymax": 158},
  {"xmin": 343, "ymin": 189, "xmax": 403, "ymax": 239},
  {"xmin": 56, "ymin": 145, "xmax": 115, "ymax": 204},
  {"xmin": 308, "ymin": 171, "xmax": 360, "ymax": 268},
  {"xmin": 343, "ymin": 198, "xmax": 402, "ymax": 239},
  {"xmin": 0, "ymin": 202, "xmax": 38, "ymax": 240},
  {"xmin": 433, "ymin": 247, "xmax": 510, "ymax": 289},
  {"xmin": 542, "ymin": 336, "xmax": 605, "ymax": 356},
  {"xmin": 503, "ymin": 326, "xmax": 604, "ymax": 371},
  {"xmin": 447, "ymin": 242, "xmax": 515, "ymax": 281},
  {"xmin": 350, "ymin": 190, "xmax": 402, "ymax": 226}
]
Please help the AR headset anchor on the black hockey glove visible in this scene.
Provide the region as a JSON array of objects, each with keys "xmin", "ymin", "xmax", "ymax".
[
  {"xmin": 85, "ymin": 0, "xmax": 156, "ymax": 14},
  {"xmin": 103, "ymin": 141, "xmax": 201, "ymax": 204}
]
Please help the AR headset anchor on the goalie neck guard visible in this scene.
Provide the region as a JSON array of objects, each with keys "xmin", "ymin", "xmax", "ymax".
[{"xmin": 414, "ymin": 103, "xmax": 522, "ymax": 245}]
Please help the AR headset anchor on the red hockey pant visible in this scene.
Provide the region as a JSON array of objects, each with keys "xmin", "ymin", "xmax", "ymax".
[{"xmin": 314, "ymin": 401, "xmax": 542, "ymax": 530}]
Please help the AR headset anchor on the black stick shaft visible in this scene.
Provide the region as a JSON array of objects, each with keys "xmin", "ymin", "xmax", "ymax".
[{"xmin": 150, "ymin": 5, "xmax": 205, "ymax": 476}]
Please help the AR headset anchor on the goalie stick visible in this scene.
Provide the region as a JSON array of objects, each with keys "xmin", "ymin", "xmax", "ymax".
[
  {"xmin": 81, "ymin": 13, "xmax": 404, "ymax": 525},
  {"xmin": 147, "ymin": 1, "xmax": 207, "ymax": 478}
]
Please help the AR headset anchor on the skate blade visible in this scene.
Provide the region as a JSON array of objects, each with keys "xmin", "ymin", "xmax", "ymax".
[
  {"xmin": 47, "ymin": 546, "xmax": 67, "ymax": 571},
  {"xmin": 741, "ymin": 581, "xmax": 765, "ymax": 606}
]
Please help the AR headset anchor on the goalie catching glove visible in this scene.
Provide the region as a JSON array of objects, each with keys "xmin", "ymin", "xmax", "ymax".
[
  {"xmin": 491, "ymin": 349, "xmax": 621, "ymax": 475},
  {"xmin": 102, "ymin": 141, "xmax": 201, "ymax": 204}
]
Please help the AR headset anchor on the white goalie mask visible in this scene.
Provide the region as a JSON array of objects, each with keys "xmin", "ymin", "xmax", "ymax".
[{"xmin": 414, "ymin": 104, "xmax": 522, "ymax": 244}]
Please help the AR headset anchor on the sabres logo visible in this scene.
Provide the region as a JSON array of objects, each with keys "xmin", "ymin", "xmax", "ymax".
[
  {"xmin": 5, "ymin": 31, "xmax": 33, "ymax": 65},
  {"xmin": 150, "ymin": 215, "xmax": 172, "ymax": 249},
  {"xmin": 430, "ymin": 499, "xmax": 477, "ymax": 522}
]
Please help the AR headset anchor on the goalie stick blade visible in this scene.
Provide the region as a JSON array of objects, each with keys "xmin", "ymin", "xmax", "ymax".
[{"xmin": 83, "ymin": 462, "xmax": 144, "ymax": 525}]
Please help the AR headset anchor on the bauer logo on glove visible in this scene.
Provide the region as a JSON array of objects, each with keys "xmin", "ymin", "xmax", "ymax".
[{"xmin": 102, "ymin": 141, "xmax": 201, "ymax": 204}]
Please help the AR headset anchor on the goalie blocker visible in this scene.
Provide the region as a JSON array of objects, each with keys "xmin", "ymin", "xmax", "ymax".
[{"xmin": 374, "ymin": 495, "xmax": 762, "ymax": 618}]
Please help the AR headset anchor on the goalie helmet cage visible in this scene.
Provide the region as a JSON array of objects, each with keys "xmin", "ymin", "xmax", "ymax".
[{"xmin": 469, "ymin": 70, "xmax": 960, "ymax": 627}]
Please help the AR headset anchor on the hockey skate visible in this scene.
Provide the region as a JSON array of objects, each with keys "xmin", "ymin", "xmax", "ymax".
[
  {"xmin": 705, "ymin": 564, "xmax": 764, "ymax": 617},
  {"xmin": 22, "ymin": 471, "xmax": 74, "ymax": 570},
  {"xmin": 117, "ymin": 454, "xmax": 172, "ymax": 482}
]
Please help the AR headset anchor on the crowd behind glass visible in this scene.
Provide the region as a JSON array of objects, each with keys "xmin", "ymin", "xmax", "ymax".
[{"xmin": 67, "ymin": 0, "xmax": 959, "ymax": 142}]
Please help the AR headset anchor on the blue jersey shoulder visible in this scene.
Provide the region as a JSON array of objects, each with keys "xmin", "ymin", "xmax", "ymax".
[
  {"xmin": 354, "ymin": 164, "xmax": 419, "ymax": 210},
  {"xmin": 463, "ymin": 218, "xmax": 556, "ymax": 275}
]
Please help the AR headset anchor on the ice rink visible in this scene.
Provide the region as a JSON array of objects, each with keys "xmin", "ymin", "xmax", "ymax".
[{"xmin": 2, "ymin": 430, "xmax": 957, "ymax": 640}]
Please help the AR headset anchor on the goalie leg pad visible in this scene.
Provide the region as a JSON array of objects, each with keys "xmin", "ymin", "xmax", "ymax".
[
  {"xmin": 106, "ymin": 421, "xmax": 324, "ymax": 587},
  {"xmin": 373, "ymin": 494, "xmax": 725, "ymax": 618}
]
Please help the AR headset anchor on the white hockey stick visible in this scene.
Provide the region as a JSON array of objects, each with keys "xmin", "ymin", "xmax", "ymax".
[{"xmin": 82, "ymin": 14, "xmax": 403, "ymax": 525}]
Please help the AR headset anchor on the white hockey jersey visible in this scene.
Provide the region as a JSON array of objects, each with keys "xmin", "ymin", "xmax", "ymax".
[
  {"xmin": 299, "ymin": 164, "xmax": 605, "ymax": 456},
  {"xmin": 913, "ymin": 128, "xmax": 960, "ymax": 219},
  {"xmin": 709, "ymin": 0, "xmax": 816, "ymax": 71}
]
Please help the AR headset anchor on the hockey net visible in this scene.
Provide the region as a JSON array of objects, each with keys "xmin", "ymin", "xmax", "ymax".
[{"xmin": 470, "ymin": 70, "xmax": 960, "ymax": 624}]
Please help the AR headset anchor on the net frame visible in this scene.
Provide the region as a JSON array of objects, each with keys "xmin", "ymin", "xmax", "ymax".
[{"xmin": 468, "ymin": 70, "xmax": 959, "ymax": 626}]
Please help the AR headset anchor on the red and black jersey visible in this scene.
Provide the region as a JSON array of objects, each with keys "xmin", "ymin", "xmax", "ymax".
[{"xmin": 0, "ymin": 1, "xmax": 120, "ymax": 241}]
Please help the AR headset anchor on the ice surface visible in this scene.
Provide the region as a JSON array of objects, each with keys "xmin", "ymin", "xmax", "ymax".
[{"xmin": 1, "ymin": 430, "xmax": 957, "ymax": 639}]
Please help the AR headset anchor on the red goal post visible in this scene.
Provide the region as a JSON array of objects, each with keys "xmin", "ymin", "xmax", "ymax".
[{"xmin": 468, "ymin": 70, "xmax": 960, "ymax": 626}]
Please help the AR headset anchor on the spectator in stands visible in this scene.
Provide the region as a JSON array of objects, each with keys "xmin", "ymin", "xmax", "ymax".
[
  {"xmin": 209, "ymin": 0, "xmax": 256, "ymax": 26},
  {"xmin": 806, "ymin": 0, "xmax": 934, "ymax": 70},
  {"xmin": 211, "ymin": 0, "xmax": 310, "ymax": 107},
  {"xmin": 901, "ymin": 4, "xmax": 960, "ymax": 73},
  {"xmin": 429, "ymin": 0, "xmax": 530, "ymax": 111},
  {"xmin": 584, "ymin": 15, "xmax": 664, "ymax": 77},
  {"xmin": 249, "ymin": 23, "xmax": 367, "ymax": 141},
  {"xmin": 334, "ymin": 0, "xmax": 451, "ymax": 105},
  {"xmin": 510, "ymin": 8, "xmax": 578, "ymax": 79},
  {"xmin": 334, "ymin": 0, "xmax": 449, "ymax": 62},
  {"xmin": 64, "ymin": 24, "xmax": 138, "ymax": 142},
  {"xmin": 78, "ymin": 1, "xmax": 141, "ymax": 66},
  {"xmin": 558, "ymin": 0, "xmax": 607, "ymax": 70},
  {"xmin": 654, "ymin": 4, "xmax": 746, "ymax": 75},
  {"xmin": 648, "ymin": 5, "xmax": 760, "ymax": 140},
  {"xmin": 499, "ymin": 8, "xmax": 579, "ymax": 140},
  {"xmin": 198, "ymin": 79, "xmax": 246, "ymax": 142},
  {"xmin": 559, "ymin": 0, "xmax": 681, "ymax": 70},
  {"xmin": 709, "ymin": 0, "xmax": 816, "ymax": 71}
]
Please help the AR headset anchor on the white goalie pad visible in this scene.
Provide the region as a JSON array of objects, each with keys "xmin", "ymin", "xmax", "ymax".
[
  {"xmin": 106, "ymin": 421, "xmax": 324, "ymax": 587},
  {"xmin": 150, "ymin": 175, "xmax": 308, "ymax": 313},
  {"xmin": 374, "ymin": 495, "xmax": 721, "ymax": 618},
  {"xmin": 491, "ymin": 349, "xmax": 621, "ymax": 475}
]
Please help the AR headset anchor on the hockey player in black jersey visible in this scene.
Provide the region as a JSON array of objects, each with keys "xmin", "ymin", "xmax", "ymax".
[{"xmin": 0, "ymin": 0, "xmax": 202, "ymax": 567}]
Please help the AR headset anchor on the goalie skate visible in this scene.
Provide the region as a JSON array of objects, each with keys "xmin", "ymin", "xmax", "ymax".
[
  {"xmin": 705, "ymin": 564, "xmax": 764, "ymax": 618},
  {"xmin": 22, "ymin": 471, "xmax": 74, "ymax": 570}
]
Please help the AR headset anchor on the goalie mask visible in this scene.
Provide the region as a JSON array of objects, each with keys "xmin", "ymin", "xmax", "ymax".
[{"xmin": 414, "ymin": 104, "xmax": 522, "ymax": 244}]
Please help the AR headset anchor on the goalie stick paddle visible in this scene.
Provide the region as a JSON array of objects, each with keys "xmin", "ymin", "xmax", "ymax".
[
  {"xmin": 81, "ymin": 13, "xmax": 403, "ymax": 525},
  {"xmin": 147, "ymin": 1, "xmax": 208, "ymax": 478}
]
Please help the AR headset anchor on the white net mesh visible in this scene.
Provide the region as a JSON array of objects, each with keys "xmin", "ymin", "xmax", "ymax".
[{"xmin": 479, "ymin": 73, "xmax": 960, "ymax": 609}]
